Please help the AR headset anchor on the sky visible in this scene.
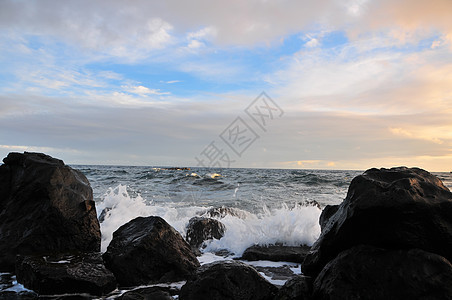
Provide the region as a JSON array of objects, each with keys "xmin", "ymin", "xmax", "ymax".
[{"xmin": 0, "ymin": 0, "xmax": 452, "ymax": 171}]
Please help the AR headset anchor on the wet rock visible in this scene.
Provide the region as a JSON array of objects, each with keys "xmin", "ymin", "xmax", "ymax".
[
  {"xmin": 15, "ymin": 252, "xmax": 116, "ymax": 296},
  {"xmin": 186, "ymin": 217, "xmax": 225, "ymax": 249},
  {"xmin": 275, "ymin": 275, "xmax": 312, "ymax": 300},
  {"xmin": 98, "ymin": 207, "xmax": 112, "ymax": 223},
  {"xmin": 119, "ymin": 287, "xmax": 173, "ymax": 300},
  {"xmin": 298, "ymin": 200, "xmax": 321, "ymax": 209},
  {"xmin": 318, "ymin": 205, "xmax": 338, "ymax": 232},
  {"xmin": 202, "ymin": 206, "xmax": 249, "ymax": 219},
  {"xmin": 103, "ymin": 216, "xmax": 200, "ymax": 287},
  {"xmin": 0, "ymin": 291, "xmax": 37, "ymax": 299},
  {"xmin": 313, "ymin": 245, "xmax": 452, "ymax": 300},
  {"xmin": 241, "ymin": 244, "xmax": 310, "ymax": 263},
  {"xmin": 303, "ymin": 167, "xmax": 452, "ymax": 277},
  {"xmin": 252, "ymin": 265, "xmax": 298, "ymax": 283},
  {"xmin": 179, "ymin": 260, "xmax": 277, "ymax": 300},
  {"xmin": 0, "ymin": 152, "xmax": 101, "ymax": 271}
]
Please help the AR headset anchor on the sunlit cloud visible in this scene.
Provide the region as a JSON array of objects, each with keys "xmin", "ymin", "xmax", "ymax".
[{"xmin": 0, "ymin": 0, "xmax": 451, "ymax": 170}]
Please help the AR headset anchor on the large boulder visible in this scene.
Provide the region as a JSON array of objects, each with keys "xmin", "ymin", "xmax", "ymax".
[
  {"xmin": 103, "ymin": 216, "xmax": 200, "ymax": 287},
  {"xmin": 179, "ymin": 260, "xmax": 277, "ymax": 300},
  {"xmin": 0, "ymin": 152, "xmax": 100, "ymax": 271},
  {"xmin": 303, "ymin": 167, "xmax": 452, "ymax": 277},
  {"xmin": 313, "ymin": 245, "xmax": 452, "ymax": 299},
  {"xmin": 241, "ymin": 244, "xmax": 310, "ymax": 263},
  {"xmin": 186, "ymin": 216, "xmax": 225, "ymax": 249},
  {"xmin": 15, "ymin": 252, "xmax": 116, "ymax": 296}
]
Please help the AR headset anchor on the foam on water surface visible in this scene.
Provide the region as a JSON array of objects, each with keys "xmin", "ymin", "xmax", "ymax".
[{"xmin": 97, "ymin": 185, "xmax": 322, "ymax": 255}]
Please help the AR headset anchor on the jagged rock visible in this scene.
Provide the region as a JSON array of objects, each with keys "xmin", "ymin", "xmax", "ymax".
[
  {"xmin": 103, "ymin": 216, "xmax": 200, "ymax": 287},
  {"xmin": 119, "ymin": 287, "xmax": 173, "ymax": 300},
  {"xmin": 275, "ymin": 275, "xmax": 312, "ymax": 300},
  {"xmin": 303, "ymin": 167, "xmax": 452, "ymax": 277},
  {"xmin": 0, "ymin": 152, "xmax": 101, "ymax": 271},
  {"xmin": 179, "ymin": 260, "xmax": 277, "ymax": 300},
  {"xmin": 318, "ymin": 205, "xmax": 338, "ymax": 232},
  {"xmin": 241, "ymin": 244, "xmax": 310, "ymax": 263},
  {"xmin": 15, "ymin": 252, "xmax": 116, "ymax": 296},
  {"xmin": 313, "ymin": 245, "xmax": 452, "ymax": 299},
  {"xmin": 186, "ymin": 217, "xmax": 225, "ymax": 249}
]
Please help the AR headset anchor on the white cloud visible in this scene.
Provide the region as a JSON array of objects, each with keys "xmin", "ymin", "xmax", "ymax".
[
  {"xmin": 122, "ymin": 85, "xmax": 170, "ymax": 96},
  {"xmin": 187, "ymin": 40, "xmax": 204, "ymax": 49}
]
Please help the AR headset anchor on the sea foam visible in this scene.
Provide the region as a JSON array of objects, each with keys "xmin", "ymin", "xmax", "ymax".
[{"xmin": 96, "ymin": 184, "xmax": 322, "ymax": 255}]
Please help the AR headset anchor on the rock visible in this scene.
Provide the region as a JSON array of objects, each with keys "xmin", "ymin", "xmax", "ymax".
[
  {"xmin": 0, "ymin": 291, "xmax": 37, "ymax": 300},
  {"xmin": 15, "ymin": 252, "xmax": 117, "ymax": 296},
  {"xmin": 186, "ymin": 217, "xmax": 225, "ymax": 249},
  {"xmin": 103, "ymin": 216, "xmax": 200, "ymax": 287},
  {"xmin": 298, "ymin": 200, "xmax": 321, "ymax": 209},
  {"xmin": 98, "ymin": 207, "xmax": 112, "ymax": 223},
  {"xmin": 252, "ymin": 265, "xmax": 298, "ymax": 283},
  {"xmin": 275, "ymin": 275, "xmax": 312, "ymax": 300},
  {"xmin": 179, "ymin": 260, "xmax": 277, "ymax": 300},
  {"xmin": 313, "ymin": 245, "xmax": 452, "ymax": 300},
  {"xmin": 241, "ymin": 244, "xmax": 310, "ymax": 263},
  {"xmin": 318, "ymin": 205, "xmax": 338, "ymax": 232},
  {"xmin": 119, "ymin": 287, "xmax": 173, "ymax": 300},
  {"xmin": 202, "ymin": 206, "xmax": 249, "ymax": 219},
  {"xmin": 303, "ymin": 167, "xmax": 452, "ymax": 277},
  {"xmin": 0, "ymin": 152, "xmax": 101, "ymax": 271}
]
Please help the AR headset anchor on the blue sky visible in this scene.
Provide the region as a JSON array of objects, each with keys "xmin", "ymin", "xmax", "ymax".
[{"xmin": 1, "ymin": 0, "xmax": 452, "ymax": 171}]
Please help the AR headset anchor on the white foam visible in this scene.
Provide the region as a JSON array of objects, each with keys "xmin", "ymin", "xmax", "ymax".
[
  {"xmin": 97, "ymin": 185, "xmax": 204, "ymax": 252},
  {"xmin": 96, "ymin": 185, "xmax": 321, "ymax": 256},
  {"xmin": 203, "ymin": 204, "xmax": 321, "ymax": 257},
  {"xmin": 259, "ymin": 273, "xmax": 287, "ymax": 286},
  {"xmin": 197, "ymin": 252, "xmax": 231, "ymax": 265}
]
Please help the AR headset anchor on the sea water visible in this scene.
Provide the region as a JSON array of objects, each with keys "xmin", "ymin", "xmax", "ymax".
[
  {"xmin": 81, "ymin": 167, "xmax": 363, "ymax": 253},
  {"xmin": 78, "ymin": 166, "xmax": 452, "ymax": 256},
  {"xmin": 2, "ymin": 166, "xmax": 451, "ymax": 297}
]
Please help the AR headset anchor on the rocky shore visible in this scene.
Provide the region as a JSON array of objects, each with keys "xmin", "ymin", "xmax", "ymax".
[{"xmin": 1, "ymin": 152, "xmax": 452, "ymax": 299}]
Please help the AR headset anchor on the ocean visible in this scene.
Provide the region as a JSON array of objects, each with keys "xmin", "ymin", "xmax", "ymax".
[
  {"xmin": 78, "ymin": 166, "xmax": 452, "ymax": 255},
  {"xmin": 2, "ymin": 166, "xmax": 452, "ymax": 297}
]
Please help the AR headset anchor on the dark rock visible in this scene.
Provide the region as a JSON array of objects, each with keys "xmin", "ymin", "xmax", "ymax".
[
  {"xmin": 298, "ymin": 200, "xmax": 321, "ymax": 209},
  {"xmin": 98, "ymin": 207, "xmax": 112, "ymax": 223},
  {"xmin": 313, "ymin": 245, "xmax": 452, "ymax": 300},
  {"xmin": 179, "ymin": 260, "xmax": 277, "ymax": 300},
  {"xmin": 38, "ymin": 295, "xmax": 92, "ymax": 300},
  {"xmin": 0, "ymin": 152, "xmax": 100, "ymax": 271},
  {"xmin": 0, "ymin": 272, "xmax": 14, "ymax": 290},
  {"xmin": 0, "ymin": 291, "xmax": 37, "ymax": 299},
  {"xmin": 303, "ymin": 167, "xmax": 452, "ymax": 277},
  {"xmin": 15, "ymin": 252, "xmax": 116, "ymax": 296},
  {"xmin": 214, "ymin": 249, "xmax": 235, "ymax": 257},
  {"xmin": 252, "ymin": 265, "xmax": 298, "ymax": 283},
  {"xmin": 186, "ymin": 217, "xmax": 225, "ymax": 249},
  {"xmin": 241, "ymin": 244, "xmax": 310, "ymax": 263},
  {"xmin": 318, "ymin": 205, "xmax": 338, "ymax": 232},
  {"xmin": 275, "ymin": 275, "xmax": 312, "ymax": 300},
  {"xmin": 103, "ymin": 216, "xmax": 200, "ymax": 287},
  {"xmin": 119, "ymin": 287, "xmax": 173, "ymax": 300},
  {"xmin": 202, "ymin": 206, "xmax": 248, "ymax": 219}
]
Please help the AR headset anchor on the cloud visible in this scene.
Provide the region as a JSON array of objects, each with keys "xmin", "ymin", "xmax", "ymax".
[{"xmin": 122, "ymin": 85, "xmax": 170, "ymax": 96}]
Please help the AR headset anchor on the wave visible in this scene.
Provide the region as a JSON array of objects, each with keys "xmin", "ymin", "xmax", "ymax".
[{"xmin": 96, "ymin": 184, "xmax": 321, "ymax": 256}]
